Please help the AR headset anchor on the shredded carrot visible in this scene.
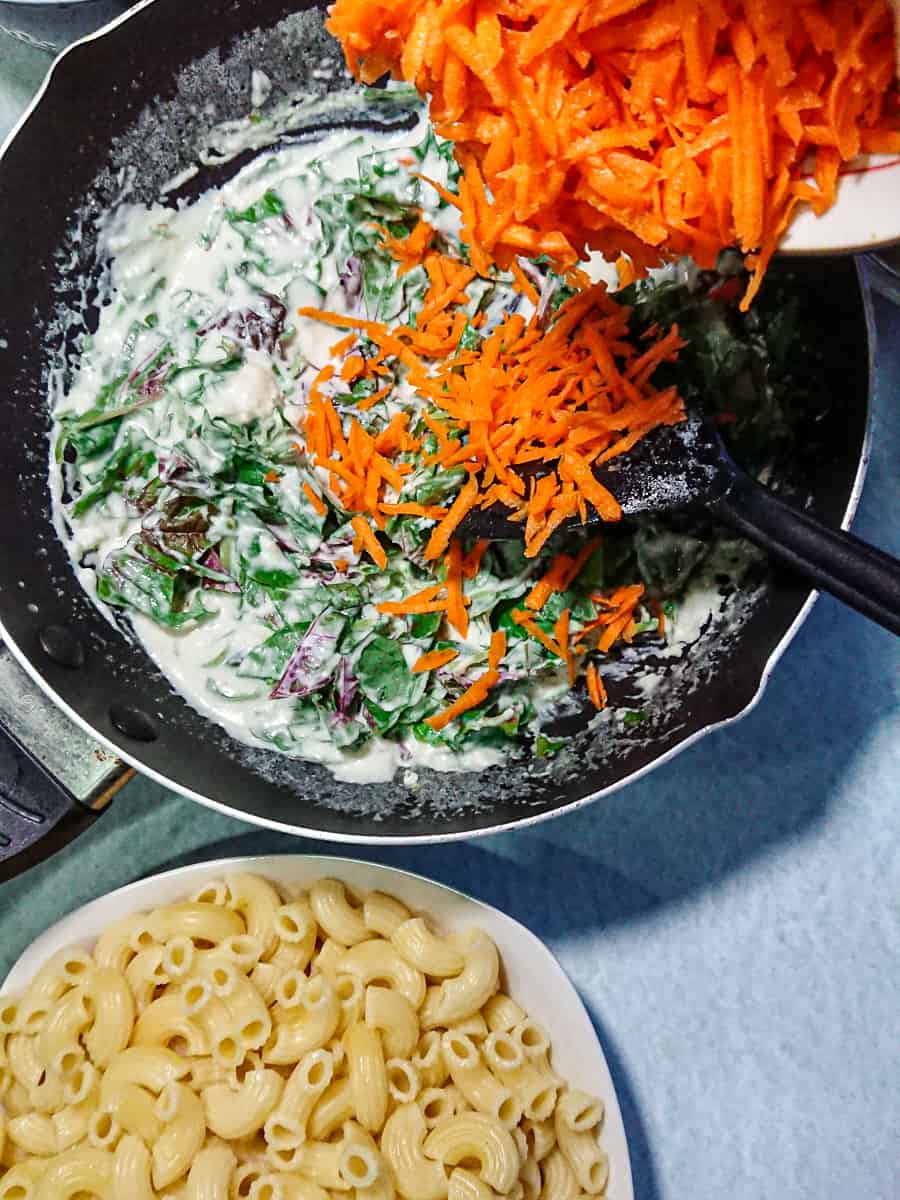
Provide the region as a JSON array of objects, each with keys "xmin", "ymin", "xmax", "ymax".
[
  {"xmin": 554, "ymin": 608, "xmax": 575, "ymax": 685},
  {"xmin": 328, "ymin": 0, "xmax": 900, "ymax": 308},
  {"xmin": 300, "ymin": 274, "xmax": 685, "ymax": 561},
  {"xmin": 378, "ymin": 597, "xmax": 449, "ymax": 615},
  {"xmin": 302, "ymin": 483, "xmax": 327, "ymax": 516},
  {"xmin": 576, "ymin": 584, "xmax": 646, "ymax": 654},
  {"xmin": 330, "ymin": 332, "xmax": 357, "ymax": 357},
  {"xmin": 597, "ymin": 612, "xmax": 634, "ymax": 653},
  {"xmin": 525, "ymin": 555, "xmax": 570, "ymax": 612},
  {"xmin": 512, "ymin": 609, "xmax": 565, "ymax": 661},
  {"xmin": 378, "ymin": 219, "xmax": 436, "ymax": 274},
  {"xmin": 417, "ymin": 266, "xmax": 477, "ymax": 326},
  {"xmin": 297, "ymin": 307, "xmax": 384, "ymax": 333},
  {"xmin": 445, "ymin": 539, "xmax": 469, "ymax": 638},
  {"xmin": 524, "ymin": 538, "xmax": 600, "ymax": 612},
  {"xmin": 341, "ymin": 354, "xmax": 366, "ymax": 382},
  {"xmin": 425, "ymin": 668, "xmax": 501, "ymax": 731},
  {"xmin": 653, "ymin": 601, "xmax": 667, "ymax": 638},
  {"xmin": 586, "ymin": 663, "xmax": 608, "ymax": 710},
  {"xmin": 510, "ymin": 259, "xmax": 540, "ymax": 306},
  {"xmin": 424, "ymin": 477, "xmax": 480, "ymax": 561},
  {"xmin": 615, "ymin": 256, "xmax": 637, "ymax": 289},
  {"xmin": 412, "ymin": 648, "xmax": 459, "ymax": 673},
  {"xmin": 378, "ymin": 583, "xmax": 444, "ymax": 612},
  {"xmin": 351, "ymin": 515, "xmax": 387, "ymax": 570},
  {"xmin": 560, "ymin": 451, "xmax": 622, "ymax": 522},
  {"xmin": 462, "ymin": 540, "xmax": 491, "ymax": 579},
  {"xmin": 356, "ymin": 385, "xmax": 393, "ymax": 412},
  {"xmin": 413, "ymin": 173, "xmax": 462, "ymax": 211},
  {"xmin": 488, "ymin": 629, "xmax": 507, "ymax": 670},
  {"xmin": 334, "ymin": 558, "xmax": 349, "ymax": 573},
  {"xmin": 264, "ymin": 470, "xmax": 282, "ymax": 484},
  {"xmin": 380, "ymin": 502, "xmax": 449, "ymax": 519}
]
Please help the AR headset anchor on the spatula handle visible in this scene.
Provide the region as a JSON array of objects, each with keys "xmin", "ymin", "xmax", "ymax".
[{"xmin": 714, "ymin": 474, "xmax": 900, "ymax": 635}]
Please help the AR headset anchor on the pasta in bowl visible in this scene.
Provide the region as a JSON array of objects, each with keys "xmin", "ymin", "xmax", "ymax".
[{"xmin": 0, "ymin": 856, "xmax": 632, "ymax": 1200}]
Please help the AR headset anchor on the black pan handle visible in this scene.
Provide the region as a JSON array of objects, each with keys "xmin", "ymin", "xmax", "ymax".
[
  {"xmin": 713, "ymin": 473, "xmax": 900, "ymax": 636},
  {"xmin": 0, "ymin": 644, "xmax": 133, "ymax": 882}
]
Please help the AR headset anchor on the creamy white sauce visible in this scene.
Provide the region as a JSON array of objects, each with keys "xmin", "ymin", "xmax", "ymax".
[
  {"xmin": 204, "ymin": 357, "xmax": 279, "ymax": 425},
  {"xmin": 131, "ymin": 601, "xmax": 504, "ymax": 782}
]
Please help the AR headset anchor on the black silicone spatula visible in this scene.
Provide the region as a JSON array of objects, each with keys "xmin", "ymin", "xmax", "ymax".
[{"xmin": 460, "ymin": 415, "xmax": 900, "ymax": 635}]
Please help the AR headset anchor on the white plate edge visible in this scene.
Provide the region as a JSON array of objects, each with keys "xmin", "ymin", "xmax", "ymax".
[{"xmin": 781, "ymin": 157, "xmax": 900, "ymax": 253}]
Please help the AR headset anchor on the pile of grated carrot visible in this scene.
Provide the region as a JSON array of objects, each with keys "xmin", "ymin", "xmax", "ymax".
[
  {"xmin": 328, "ymin": 0, "xmax": 900, "ymax": 309},
  {"xmin": 299, "ymin": 219, "xmax": 684, "ymax": 562},
  {"xmin": 296, "ymin": 222, "xmax": 677, "ymax": 726}
]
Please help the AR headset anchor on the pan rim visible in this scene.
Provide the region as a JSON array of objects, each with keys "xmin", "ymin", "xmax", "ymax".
[{"xmin": 0, "ymin": 0, "xmax": 877, "ymax": 843}]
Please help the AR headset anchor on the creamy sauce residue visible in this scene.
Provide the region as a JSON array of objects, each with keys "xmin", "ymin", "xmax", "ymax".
[{"xmin": 130, "ymin": 602, "xmax": 505, "ymax": 784}]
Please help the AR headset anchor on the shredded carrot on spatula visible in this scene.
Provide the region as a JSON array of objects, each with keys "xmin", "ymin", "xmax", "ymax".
[{"xmin": 328, "ymin": 0, "xmax": 900, "ymax": 308}]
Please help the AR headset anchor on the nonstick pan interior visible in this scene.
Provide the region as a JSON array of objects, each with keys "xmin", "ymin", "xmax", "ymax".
[{"xmin": 0, "ymin": 0, "xmax": 872, "ymax": 841}]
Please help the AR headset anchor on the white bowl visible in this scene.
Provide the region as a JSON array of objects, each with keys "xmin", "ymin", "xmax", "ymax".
[
  {"xmin": 2, "ymin": 853, "xmax": 635, "ymax": 1200},
  {"xmin": 781, "ymin": 155, "xmax": 900, "ymax": 255}
]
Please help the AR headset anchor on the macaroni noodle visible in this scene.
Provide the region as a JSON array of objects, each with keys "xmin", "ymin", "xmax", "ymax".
[{"xmin": 310, "ymin": 879, "xmax": 369, "ymax": 947}]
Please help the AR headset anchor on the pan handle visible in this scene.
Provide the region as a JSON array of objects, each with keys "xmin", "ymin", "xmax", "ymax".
[{"xmin": 0, "ymin": 644, "xmax": 133, "ymax": 882}]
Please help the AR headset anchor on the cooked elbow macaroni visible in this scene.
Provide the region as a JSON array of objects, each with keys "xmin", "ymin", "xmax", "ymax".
[{"xmin": 0, "ymin": 874, "xmax": 611, "ymax": 1198}]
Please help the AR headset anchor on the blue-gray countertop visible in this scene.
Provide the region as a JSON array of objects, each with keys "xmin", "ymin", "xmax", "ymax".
[{"xmin": 1, "ymin": 36, "xmax": 898, "ymax": 1200}]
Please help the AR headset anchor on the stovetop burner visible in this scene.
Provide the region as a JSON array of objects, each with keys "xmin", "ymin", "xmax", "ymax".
[
  {"xmin": 0, "ymin": 646, "xmax": 131, "ymax": 880},
  {"xmin": 0, "ymin": 729, "xmax": 68, "ymax": 855}
]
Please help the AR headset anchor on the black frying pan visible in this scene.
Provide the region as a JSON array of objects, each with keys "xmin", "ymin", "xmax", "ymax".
[{"xmin": 0, "ymin": 0, "xmax": 873, "ymax": 874}]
